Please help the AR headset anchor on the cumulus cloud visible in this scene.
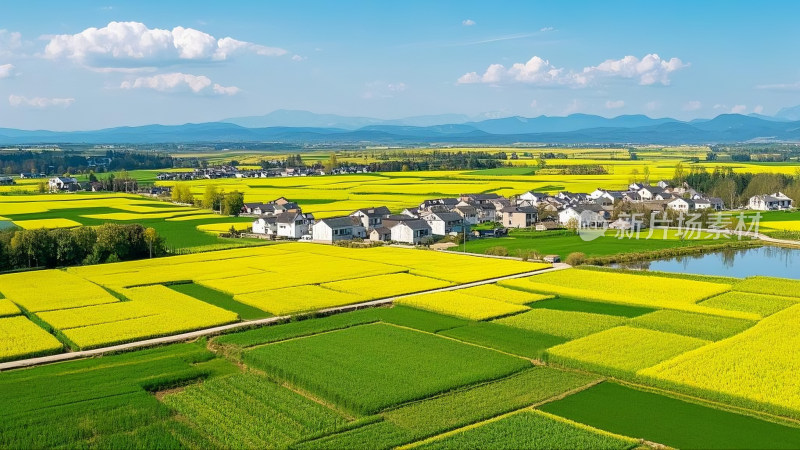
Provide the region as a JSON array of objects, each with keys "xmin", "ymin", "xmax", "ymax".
[
  {"xmin": 683, "ymin": 100, "xmax": 702, "ymax": 111},
  {"xmin": 291, "ymin": 54, "xmax": 306, "ymax": 62},
  {"xmin": 605, "ymin": 100, "xmax": 624, "ymax": 109},
  {"xmin": 9, "ymin": 95, "xmax": 74, "ymax": 108},
  {"xmin": 756, "ymin": 81, "xmax": 800, "ymax": 91},
  {"xmin": 754, "ymin": 105, "xmax": 764, "ymax": 114},
  {"xmin": 43, "ymin": 21, "xmax": 287, "ymax": 68},
  {"xmin": 120, "ymin": 73, "xmax": 239, "ymax": 95},
  {"xmin": 458, "ymin": 53, "xmax": 687, "ymax": 87},
  {"xmin": 0, "ymin": 63, "xmax": 15, "ymax": 79},
  {"xmin": 540, "ymin": 26, "xmax": 555, "ymax": 32},
  {"xmin": 462, "ymin": 19, "xmax": 476, "ymax": 26},
  {"xmin": 730, "ymin": 104, "xmax": 747, "ymax": 114}
]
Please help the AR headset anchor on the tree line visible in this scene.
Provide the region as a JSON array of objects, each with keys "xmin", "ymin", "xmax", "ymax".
[
  {"xmin": 170, "ymin": 184, "xmax": 245, "ymax": 215},
  {"xmin": 674, "ymin": 164, "xmax": 800, "ymax": 208},
  {"xmin": 0, "ymin": 224, "xmax": 165, "ymax": 271},
  {"xmin": 0, "ymin": 150, "xmax": 173, "ymax": 176}
]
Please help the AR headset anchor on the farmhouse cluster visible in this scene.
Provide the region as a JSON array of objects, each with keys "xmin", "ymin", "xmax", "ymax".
[
  {"xmin": 242, "ymin": 179, "xmax": 791, "ymax": 244},
  {"xmin": 155, "ymin": 164, "xmax": 370, "ymax": 181}
]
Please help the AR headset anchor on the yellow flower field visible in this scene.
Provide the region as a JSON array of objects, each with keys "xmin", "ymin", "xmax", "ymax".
[
  {"xmin": 196, "ymin": 222, "xmax": 251, "ymax": 233},
  {"xmin": 81, "ymin": 210, "xmax": 207, "ymax": 221},
  {"xmin": 12, "ymin": 218, "xmax": 82, "ymax": 229},
  {"xmin": 0, "ymin": 299, "xmax": 21, "ymax": 317},
  {"xmin": 0, "ymin": 316, "xmax": 63, "ymax": 361},
  {"xmin": 495, "ymin": 309, "xmax": 627, "ymax": 339},
  {"xmin": 396, "ymin": 290, "xmax": 529, "ymax": 321},
  {"xmin": 546, "ymin": 326, "xmax": 710, "ymax": 377},
  {"xmin": 501, "ymin": 269, "xmax": 749, "ymax": 319},
  {"xmin": 639, "ymin": 304, "xmax": 800, "ymax": 417},
  {"xmin": 321, "ymin": 272, "xmax": 451, "ymax": 300},
  {"xmin": 0, "ymin": 270, "xmax": 120, "ymax": 312},
  {"xmin": 235, "ymin": 285, "xmax": 369, "ymax": 315},
  {"xmin": 60, "ymin": 285, "xmax": 238, "ymax": 349},
  {"xmin": 459, "ymin": 284, "xmax": 554, "ymax": 305}
]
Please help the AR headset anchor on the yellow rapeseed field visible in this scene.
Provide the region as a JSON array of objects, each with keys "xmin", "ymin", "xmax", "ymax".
[
  {"xmin": 60, "ymin": 285, "xmax": 238, "ymax": 349},
  {"xmin": 502, "ymin": 269, "xmax": 749, "ymax": 319},
  {"xmin": 495, "ymin": 309, "xmax": 626, "ymax": 339},
  {"xmin": 321, "ymin": 272, "xmax": 451, "ymax": 300},
  {"xmin": 0, "ymin": 316, "xmax": 63, "ymax": 361},
  {"xmin": 0, "ymin": 270, "xmax": 120, "ymax": 312},
  {"xmin": 639, "ymin": 303, "xmax": 800, "ymax": 417},
  {"xmin": 460, "ymin": 284, "xmax": 554, "ymax": 305},
  {"xmin": 235, "ymin": 285, "xmax": 369, "ymax": 315},
  {"xmin": 0, "ymin": 299, "xmax": 21, "ymax": 317},
  {"xmin": 12, "ymin": 218, "xmax": 82, "ymax": 229},
  {"xmin": 397, "ymin": 290, "xmax": 529, "ymax": 320},
  {"xmin": 546, "ymin": 326, "xmax": 710, "ymax": 377}
]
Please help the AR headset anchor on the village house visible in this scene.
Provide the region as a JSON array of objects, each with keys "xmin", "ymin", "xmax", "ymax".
[
  {"xmin": 424, "ymin": 211, "xmax": 464, "ymax": 236},
  {"xmin": 453, "ymin": 204, "xmax": 479, "ymax": 225},
  {"xmin": 311, "ymin": 216, "xmax": 358, "ymax": 242},
  {"xmin": 251, "ymin": 216, "xmax": 278, "ymax": 235},
  {"xmin": 48, "ymin": 176, "xmax": 78, "ymax": 192},
  {"xmin": 558, "ymin": 205, "xmax": 608, "ymax": 227},
  {"xmin": 0, "ymin": 176, "xmax": 14, "ymax": 186},
  {"xmin": 350, "ymin": 206, "xmax": 391, "ymax": 229},
  {"xmin": 500, "ymin": 206, "xmax": 538, "ymax": 228},
  {"xmin": 667, "ymin": 197, "xmax": 695, "ymax": 212},
  {"xmin": 390, "ymin": 220, "xmax": 432, "ymax": 245},
  {"xmin": 368, "ymin": 227, "xmax": 392, "ymax": 242},
  {"xmin": 275, "ymin": 211, "xmax": 313, "ymax": 239},
  {"xmin": 748, "ymin": 192, "xmax": 794, "ymax": 211}
]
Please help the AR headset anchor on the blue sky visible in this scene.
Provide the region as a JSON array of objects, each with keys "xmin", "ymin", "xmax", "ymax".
[{"xmin": 0, "ymin": 0, "xmax": 798, "ymax": 130}]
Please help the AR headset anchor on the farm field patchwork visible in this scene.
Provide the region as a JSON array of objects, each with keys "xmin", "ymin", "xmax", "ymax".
[
  {"xmin": 0, "ymin": 316, "xmax": 63, "ymax": 361},
  {"xmin": 539, "ymin": 382, "xmax": 800, "ymax": 450},
  {"xmin": 242, "ymin": 323, "xmax": 532, "ymax": 414},
  {"xmin": 495, "ymin": 309, "xmax": 627, "ymax": 340},
  {"xmin": 397, "ymin": 290, "xmax": 530, "ymax": 320},
  {"xmin": 698, "ymin": 291, "xmax": 799, "ymax": 317},
  {"xmin": 628, "ymin": 309, "xmax": 756, "ymax": 341},
  {"xmin": 545, "ymin": 326, "xmax": 710, "ymax": 377},
  {"xmin": 502, "ymin": 268, "xmax": 746, "ymax": 319},
  {"xmin": 438, "ymin": 322, "xmax": 567, "ymax": 359},
  {"xmin": 416, "ymin": 411, "xmax": 637, "ymax": 450}
]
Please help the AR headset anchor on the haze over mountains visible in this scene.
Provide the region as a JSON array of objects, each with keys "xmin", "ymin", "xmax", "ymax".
[{"xmin": 2, "ymin": 108, "xmax": 800, "ymax": 146}]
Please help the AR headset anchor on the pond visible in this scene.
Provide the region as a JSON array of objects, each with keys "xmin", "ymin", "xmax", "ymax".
[{"xmin": 612, "ymin": 246, "xmax": 800, "ymax": 279}]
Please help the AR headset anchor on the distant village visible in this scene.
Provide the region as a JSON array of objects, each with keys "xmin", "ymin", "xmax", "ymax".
[
  {"xmin": 155, "ymin": 164, "xmax": 371, "ymax": 181},
  {"xmin": 241, "ymin": 180, "xmax": 794, "ymax": 245}
]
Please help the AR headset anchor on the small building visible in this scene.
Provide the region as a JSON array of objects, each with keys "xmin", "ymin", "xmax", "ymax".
[
  {"xmin": 500, "ymin": 206, "xmax": 538, "ymax": 228},
  {"xmin": 312, "ymin": 216, "xmax": 358, "ymax": 242},
  {"xmin": 667, "ymin": 197, "xmax": 695, "ymax": 212},
  {"xmin": 454, "ymin": 205, "xmax": 479, "ymax": 225},
  {"xmin": 424, "ymin": 212, "xmax": 464, "ymax": 236},
  {"xmin": 48, "ymin": 176, "xmax": 78, "ymax": 192},
  {"xmin": 0, "ymin": 176, "xmax": 14, "ymax": 186},
  {"xmin": 275, "ymin": 211, "xmax": 312, "ymax": 239},
  {"xmin": 748, "ymin": 192, "xmax": 793, "ymax": 211},
  {"xmin": 252, "ymin": 216, "xmax": 278, "ymax": 235},
  {"xmin": 350, "ymin": 206, "xmax": 391, "ymax": 229},
  {"xmin": 559, "ymin": 205, "xmax": 607, "ymax": 227},
  {"xmin": 390, "ymin": 220, "xmax": 432, "ymax": 245},
  {"xmin": 369, "ymin": 226, "xmax": 392, "ymax": 242}
]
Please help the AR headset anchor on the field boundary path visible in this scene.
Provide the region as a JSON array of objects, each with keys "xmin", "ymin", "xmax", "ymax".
[{"xmin": 0, "ymin": 263, "xmax": 569, "ymax": 371}]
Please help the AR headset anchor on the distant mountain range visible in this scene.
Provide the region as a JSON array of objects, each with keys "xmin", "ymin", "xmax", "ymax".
[{"xmin": 2, "ymin": 108, "xmax": 800, "ymax": 145}]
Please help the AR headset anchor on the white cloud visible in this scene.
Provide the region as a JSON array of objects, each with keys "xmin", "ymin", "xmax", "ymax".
[
  {"xmin": 683, "ymin": 100, "xmax": 702, "ymax": 111},
  {"xmin": 0, "ymin": 63, "xmax": 15, "ymax": 79},
  {"xmin": 530, "ymin": 99, "xmax": 538, "ymax": 108},
  {"xmin": 605, "ymin": 100, "xmax": 625, "ymax": 109},
  {"xmin": 462, "ymin": 19, "xmax": 476, "ymax": 26},
  {"xmin": 457, "ymin": 53, "xmax": 687, "ymax": 87},
  {"xmin": 756, "ymin": 81, "xmax": 800, "ymax": 91},
  {"xmin": 291, "ymin": 54, "xmax": 306, "ymax": 62},
  {"xmin": 713, "ymin": 104, "xmax": 727, "ymax": 110},
  {"xmin": 0, "ymin": 30, "xmax": 22, "ymax": 57},
  {"xmin": 583, "ymin": 54, "xmax": 688, "ymax": 86},
  {"xmin": 120, "ymin": 73, "xmax": 239, "ymax": 95},
  {"xmin": 730, "ymin": 104, "xmax": 747, "ymax": 114},
  {"xmin": 363, "ymin": 81, "xmax": 407, "ymax": 99},
  {"xmin": 540, "ymin": 26, "xmax": 555, "ymax": 32},
  {"xmin": 754, "ymin": 105, "xmax": 764, "ymax": 114},
  {"xmin": 9, "ymin": 95, "xmax": 74, "ymax": 108},
  {"xmin": 43, "ymin": 21, "xmax": 287, "ymax": 68}
]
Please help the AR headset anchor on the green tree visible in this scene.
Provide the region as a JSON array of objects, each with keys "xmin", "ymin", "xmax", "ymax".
[
  {"xmin": 325, "ymin": 153, "xmax": 339, "ymax": 172},
  {"xmin": 203, "ymin": 184, "xmax": 219, "ymax": 210},
  {"xmin": 222, "ymin": 191, "xmax": 245, "ymax": 216}
]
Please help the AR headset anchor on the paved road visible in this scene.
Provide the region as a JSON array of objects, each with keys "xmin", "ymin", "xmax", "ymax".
[{"xmin": 0, "ymin": 263, "xmax": 569, "ymax": 372}]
